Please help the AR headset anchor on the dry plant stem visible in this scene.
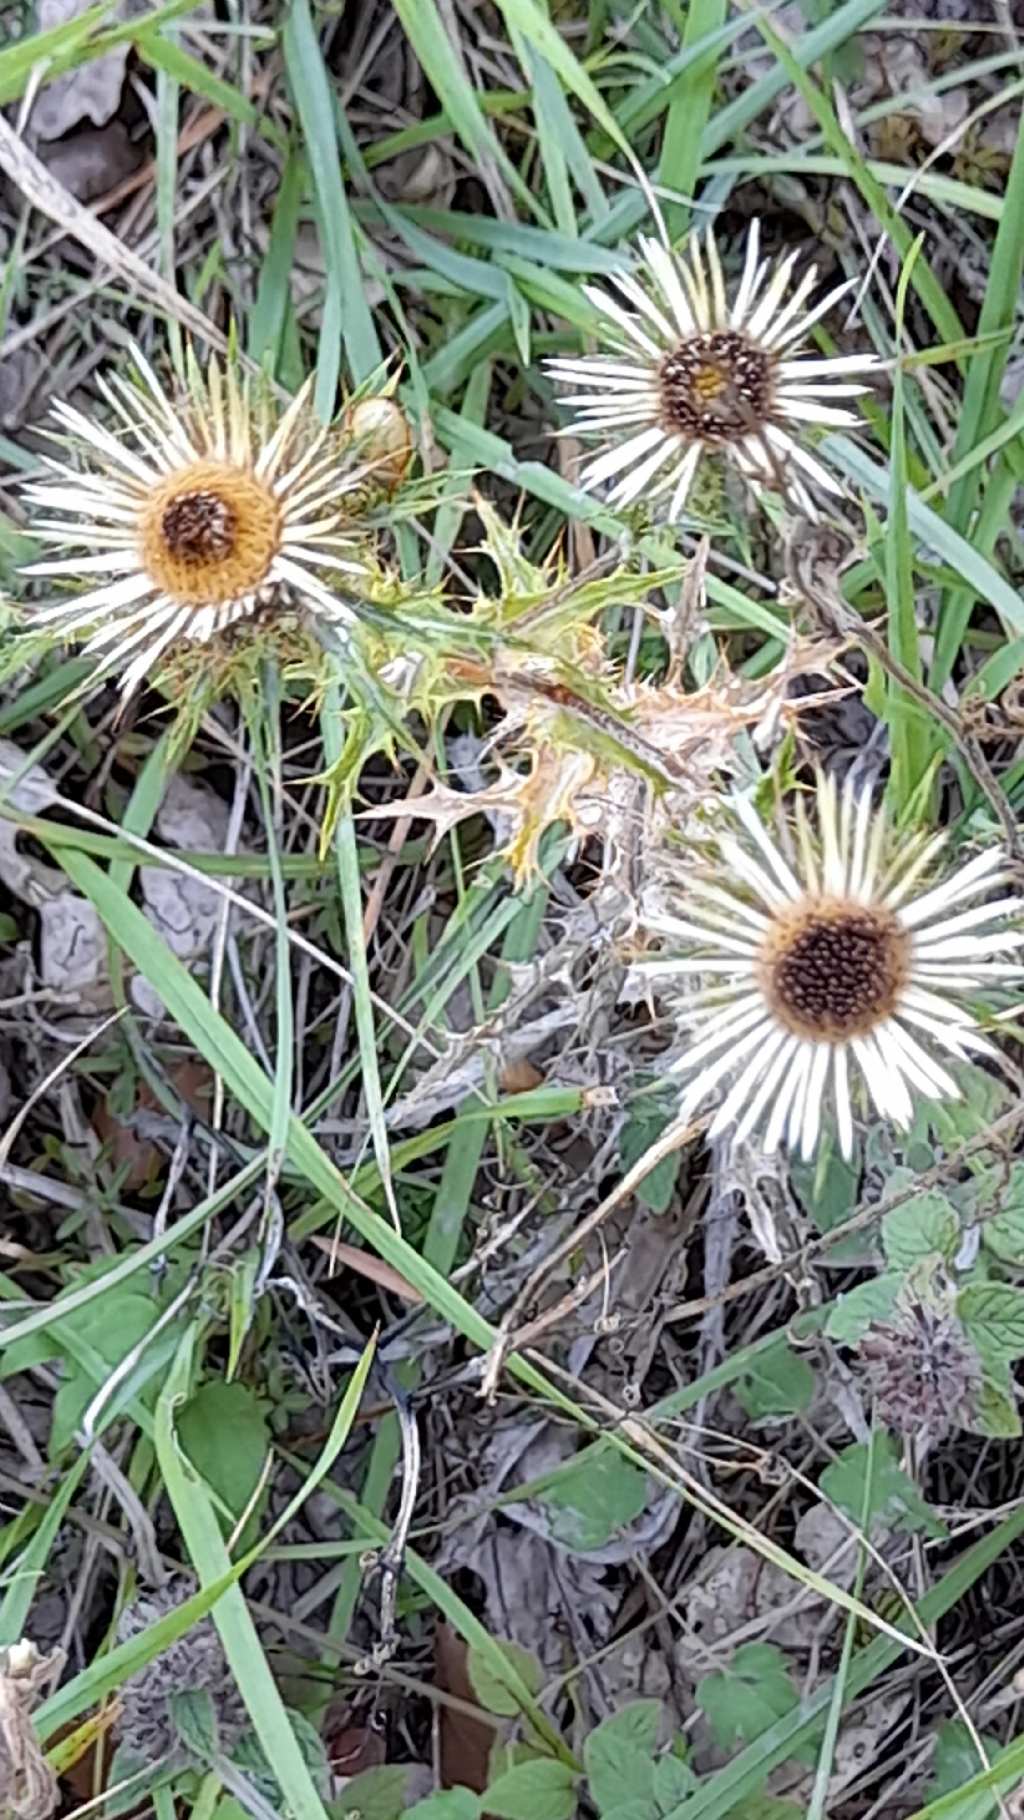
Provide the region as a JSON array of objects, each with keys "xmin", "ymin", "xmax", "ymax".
[
  {"xmin": 530, "ymin": 1354, "xmax": 940, "ymax": 1661},
  {"xmin": 0, "ymin": 113, "xmax": 227, "ymax": 354},
  {"xmin": 788, "ymin": 553, "xmax": 1022, "ymax": 861},
  {"xmin": 479, "ymin": 1114, "xmax": 700, "ymax": 1399},
  {"xmin": 356, "ymin": 1370, "xmax": 422, "ymax": 1673},
  {"xmin": 0, "ymin": 1010, "xmax": 126, "ymax": 1173},
  {"xmin": 478, "ymin": 1248, "xmax": 629, "ymax": 1401},
  {"xmin": 665, "ymin": 1101, "xmax": 1024, "ymax": 1324},
  {"xmin": 859, "ymin": 624, "xmax": 1020, "ymax": 862}
]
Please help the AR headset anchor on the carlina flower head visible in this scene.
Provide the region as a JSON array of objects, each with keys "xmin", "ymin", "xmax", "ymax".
[
  {"xmin": 547, "ymin": 221, "xmax": 879, "ymax": 521},
  {"xmin": 641, "ymin": 772, "xmax": 1024, "ymax": 1160},
  {"xmin": 19, "ymin": 341, "xmax": 391, "ymax": 699}
]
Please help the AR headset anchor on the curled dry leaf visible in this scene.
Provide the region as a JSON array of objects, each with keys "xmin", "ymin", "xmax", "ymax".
[
  {"xmin": 30, "ymin": 0, "xmax": 134, "ymax": 139},
  {"xmin": 367, "ymin": 639, "xmax": 842, "ymax": 885},
  {"xmin": 0, "ymin": 739, "xmax": 109, "ymax": 1006},
  {"xmin": 0, "ymin": 1639, "xmax": 64, "ymax": 1820},
  {"xmin": 434, "ymin": 1625, "xmax": 496, "ymax": 1795},
  {"xmin": 92, "ymin": 1059, "xmax": 213, "ymax": 1193}
]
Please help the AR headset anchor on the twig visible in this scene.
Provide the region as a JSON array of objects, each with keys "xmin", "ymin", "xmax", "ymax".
[
  {"xmin": 783, "ymin": 522, "xmax": 1023, "ymax": 862},
  {"xmin": 0, "ymin": 112, "xmax": 227, "ymax": 352},
  {"xmin": 664, "ymin": 1101, "xmax": 1024, "ymax": 1325},
  {"xmin": 479, "ymin": 1112, "xmax": 699, "ymax": 1400}
]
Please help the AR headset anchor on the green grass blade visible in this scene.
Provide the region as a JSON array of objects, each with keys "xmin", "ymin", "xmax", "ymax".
[
  {"xmin": 749, "ymin": 11, "xmax": 963, "ymax": 351},
  {"xmin": 0, "ymin": 1454, "xmax": 90, "ymax": 1643},
  {"xmin": 323, "ymin": 692, "xmax": 398, "ymax": 1226},
  {"xmin": 136, "ymin": 32, "xmax": 284, "ymax": 145},
  {"xmin": 155, "ymin": 1325, "xmax": 332, "ymax": 1820},
  {"xmin": 930, "ymin": 99, "xmax": 1024, "ymax": 693},
  {"xmin": 48, "ymin": 849, "xmax": 927, "ymax": 1652},
  {"xmin": 672, "ymin": 1501, "xmax": 1024, "ymax": 1818},
  {"xmin": 390, "ymin": 0, "xmax": 544, "ymax": 222},
  {"xmin": 248, "ymin": 149, "xmax": 303, "ymax": 367},
  {"xmin": 657, "ymin": 0, "xmax": 727, "ymax": 236},
  {"xmin": 281, "ymin": 0, "xmax": 380, "ymax": 398},
  {"xmin": 827, "ymin": 435, "xmax": 1024, "ymax": 638}
]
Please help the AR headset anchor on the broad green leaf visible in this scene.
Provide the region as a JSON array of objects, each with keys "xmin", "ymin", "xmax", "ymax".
[
  {"xmin": 926, "ymin": 1720, "xmax": 1000, "ymax": 1820},
  {"xmin": 958, "ymin": 1283, "xmax": 1024, "ymax": 1364},
  {"xmin": 970, "ymin": 1364, "xmax": 1021, "ymax": 1439},
  {"xmin": 102, "ymin": 1744, "xmax": 165, "ymax": 1818},
  {"xmin": 619, "ymin": 1105, "xmax": 683, "ymax": 1214},
  {"xmin": 49, "ymin": 1291, "xmax": 163, "ymax": 1455},
  {"xmin": 177, "ymin": 1380, "xmax": 270, "ymax": 1548},
  {"xmin": 404, "ymin": 1794, "xmax": 482, "ymax": 1820},
  {"xmin": 792, "ymin": 1147, "xmax": 860, "ymax": 1245},
  {"xmin": 668, "ymin": 1504, "xmax": 1024, "ymax": 1818},
  {"xmin": 584, "ymin": 1701, "xmax": 662, "ymax": 1814},
  {"xmin": 168, "ymin": 1688, "xmax": 219, "ymax": 1762},
  {"xmin": 735, "ymin": 1343, "xmax": 815, "ymax": 1421},
  {"xmin": 882, "ymin": 1197, "xmax": 960, "ymax": 1272},
  {"xmin": 154, "ymin": 1328, "xmax": 332, "ymax": 1820},
  {"xmin": 337, "ymin": 1765, "xmax": 410, "ymax": 1820},
  {"xmin": 696, "ymin": 1645, "xmax": 803, "ymax": 1756},
  {"xmin": 824, "ymin": 1274, "xmax": 903, "ymax": 1345},
  {"xmin": 979, "ymin": 1168, "xmax": 1024, "ymax": 1266},
  {"xmin": 653, "ymin": 1752, "xmax": 698, "ymax": 1805},
  {"xmin": 482, "ymin": 1758, "xmax": 578, "ymax": 1820},
  {"xmin": 541, "ymin": 1452, "xmax": 650, "ymax": 1552},
  {"xmin": 585, "ymin": 1741, "xmax": 656, "ymax": 1813},
  {"xmin": 820, "ymin": 1437, "xmax": 946, "ymax": 1539},
  {"xmin": 468, "ymin": 1641, "xmax": 544, "ymax": 1718}
]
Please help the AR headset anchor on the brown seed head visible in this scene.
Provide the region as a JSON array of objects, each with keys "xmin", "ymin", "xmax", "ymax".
[
  {"xmin": 659, "ymin": 330, "xmax": 775, "ymax": 443},
  {"xmin": 759, "ymin": 898, "xmax": 910, "ymax": 1042}
]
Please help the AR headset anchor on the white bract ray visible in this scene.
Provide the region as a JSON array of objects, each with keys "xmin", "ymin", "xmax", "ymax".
[
  {"xmin": 640, "ymin": 772, "xmax": 1022, "ymax": 1159},
  {"xmin": 547, "ymin": 222, "xmax": 879, "ymax": 522},
  {"xmin": 20, "ymin": 344, "xmax": 376, "ymax": 696}
]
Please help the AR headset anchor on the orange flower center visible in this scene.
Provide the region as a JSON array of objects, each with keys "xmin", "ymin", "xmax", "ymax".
[{"xmin": 138, "ymin": 460, "xmax": 282, "ymax": 606}]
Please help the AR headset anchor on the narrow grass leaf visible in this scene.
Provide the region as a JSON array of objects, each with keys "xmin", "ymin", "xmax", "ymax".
[
  {"xmin": 323, "ymin": 687, "xmax": 398, "ymax": 1228},
  {"xmin": 54, "ymin": 851, "xmax": 921, "ymax": 1653},
  {"xmin": 826, "ymin": 435, "xmax": 1024, "ymax": 638},
  {"xmin": 390, "ymin": 0, "xmax": 542, "ymax": 221},
  {"xmin": 657, "ymin": 0, "xmax": 727, "ymax": 236},
  {"xmin": 281, "ymin": 0, "xmax": 380, "ymax": 397},
  {"xmin": 749, "ymin": 12, "xmax": 963, "ymax": 351},
  {"xmin": 249, "ymin": 149, "xmax": 304, "ymax": 367},
  {"xmin": 136, "ymin": 33, "xmax": 284, "ymax": 146},
  {"xmin": 672, "ymin": 1502, "xmax": 1024, "ymax": 1818},
  {"xmin": 155, "ymin": 1325, "xmax": 332, "ymax": 1820},
  {"xmin": 0, "ymin": 1454, "xmax": 90, "ymax": 1642},
  {"xmin": 930, "ymin": 98, "xmax": 1024, "ymax": 693}
]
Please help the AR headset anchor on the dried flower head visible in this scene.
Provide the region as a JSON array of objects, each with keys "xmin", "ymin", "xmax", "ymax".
[
  {"xmin": 115, "ymin": 1575, "xmax": 246, "ymax": 1766},
  {"xmin": 0, "ymin": 1639, "xmax": 63, "ymax": 1820},
  {"xmin": 19, "ymin": 344, "xmax": 404, "ymax": 698},
  {"xmin": 642, "ymin": 772, "xmax": 1023, "ymax": 1158},
  {"xmin": 548, "ymin": 223, "xmax": 878, "ymax": 520},
  {"xmin": 858, "ymin": 1302, "xmax": 982, "ymax": 1442}
]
